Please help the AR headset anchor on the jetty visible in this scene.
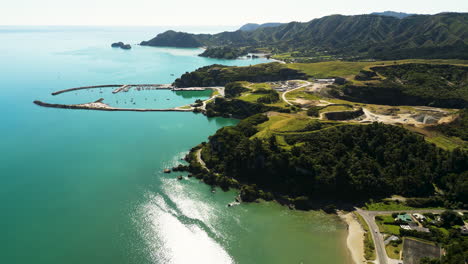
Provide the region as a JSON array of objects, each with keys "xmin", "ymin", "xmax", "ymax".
[
  {"xmin": 172, "ymin": 87, "xmax": 206, "ymax": 91},
  {"xmin": 33, "ymin": 100, "xmax": 193, "ymax": 112},
  {"xmin": 52, "ymin": 84, "xmax": 173, "ymax": 96}
]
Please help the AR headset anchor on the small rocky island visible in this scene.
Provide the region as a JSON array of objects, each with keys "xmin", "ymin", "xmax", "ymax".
[{"xmin": 111, "ymin": 42, "xmax": 132, "ymax": 50}]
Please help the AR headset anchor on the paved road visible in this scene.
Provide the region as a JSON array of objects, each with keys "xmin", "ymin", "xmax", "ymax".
[
  {"xmin": 357, "ymin": 208, "xmax": 389, "ymax": 264},
  {"xmin": 281, "ymin": 81, "xmax": 311, "ymax": 105},
  {"xmin": 201, "ymin": 87, "xmax": 224, "ymax": 110},
  {"xmin": 356, "ymin": 208, "xmax": 467, "ymax": 264}
]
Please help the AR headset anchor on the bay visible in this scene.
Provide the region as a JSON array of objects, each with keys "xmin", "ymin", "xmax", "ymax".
[{"xmin": 0, "ymin": 26, "xmax": 351, "ymax": 264}]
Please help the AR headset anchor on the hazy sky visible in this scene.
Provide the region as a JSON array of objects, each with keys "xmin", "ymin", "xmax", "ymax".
[{"xmin": 1, "ymin": 0, "xmax": 467, "ymax": 26}]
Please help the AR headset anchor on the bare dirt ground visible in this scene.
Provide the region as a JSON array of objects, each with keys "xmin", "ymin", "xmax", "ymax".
[{"xmin": 403, "ymin": 238, "xmax": 441, "ymax": 264}]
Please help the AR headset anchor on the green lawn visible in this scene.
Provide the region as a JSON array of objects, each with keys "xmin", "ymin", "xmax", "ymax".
[
  {"xmin": 376, "ymin": 215, "xmax": 400, "ymax": 235},
  {"xmin": 249, "ymin": 83, "xmax": 272, "ymax": 90},
  {"xmin": 386, "ymin": 242, "xmax": 402, "ymax": 260},
  {"xmin": 254, "ymin": 114, "xmax": 314, "ymax": 140},
  {"xmin": 238, "ymin": 93, "xmax": 264, "ymax": 103},
  {"xmin": 426, "ymin": 135, "xmax": 467, "ymax": 151},
  {"xmin": 319, "ymin": 105, "xmax": 353, "ymax": 113},
  {"xmin": 285, "ymin": 88, "xmax": 321, "ymax": 101},
  {"xmin": 287, "ymin": 61, "xmax": 377, "ymax": 79},
  {"xmin": 364, "ymin": 201, "xmax": 417, "ymax": 211}
]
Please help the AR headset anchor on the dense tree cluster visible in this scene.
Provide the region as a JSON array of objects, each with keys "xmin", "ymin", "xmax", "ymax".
[
  {"xmin": 173, "ymin": 63, "xmax": 307, "ymax": 87},
  {"xmin": 372, "ymin": 64, "xmax": 468, "ymax": 102},
  {"xmin": 199, "ymin": 47, "xmax": 248, "ymax": 59},
  {"xmin": 224, "ymin": 82, "xmax": 249, "ymax": 98},
  {"xmin": 199, "ymin": 117, "xmax": 468, "ymax": 205},
  {"xmin": 140, "ymin": 30, "xmax": 202, "ymax": 47},
  {"xmin": 336, "ymin": 64, "xmax": 468, "ymax": 108},
  {"xmin": 252, "ymin": 89, "xmax": 280, "ymax": 104},
  {"xmin": 205, "ymin": 97, "xmax": 284, "ymax": 118}
]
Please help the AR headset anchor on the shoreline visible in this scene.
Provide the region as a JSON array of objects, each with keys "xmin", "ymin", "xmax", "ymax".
[{"xmin": 338, "ymin": 211, "xmax": 366, "ymax": 264}]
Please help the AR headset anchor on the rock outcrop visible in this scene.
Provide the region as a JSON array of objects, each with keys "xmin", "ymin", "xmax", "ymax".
[{"xmin": 111, "ymin": 42, "xmax": 132, "ymax": 50}]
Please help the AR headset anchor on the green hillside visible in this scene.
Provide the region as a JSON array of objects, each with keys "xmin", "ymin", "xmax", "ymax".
[
  {"xmin": 191, "ymin": 115, "xmax": 468, "ymax": 207},
  {"xmin": 141, "ymin": 13, "xmax": 468, "ymax": 60}
]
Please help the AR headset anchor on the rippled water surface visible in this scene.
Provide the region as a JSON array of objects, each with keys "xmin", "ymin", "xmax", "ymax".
[{"xmin": 0, "ymin": 26, "xmax": 351, "ymax": 264}]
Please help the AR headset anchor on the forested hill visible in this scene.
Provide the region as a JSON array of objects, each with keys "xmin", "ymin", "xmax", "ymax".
[
  {"xmin": 193, "ymin": 116, "xmax": 468, "ymax": 207},
  {"xmin": 140, "ymin": 13, "xmax": 468, "ymax": 60}
]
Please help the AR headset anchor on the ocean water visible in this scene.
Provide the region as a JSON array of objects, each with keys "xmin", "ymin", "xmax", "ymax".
[{"xmin": 0, "ymin": 26, "xmax": 351, "ymax": 264}]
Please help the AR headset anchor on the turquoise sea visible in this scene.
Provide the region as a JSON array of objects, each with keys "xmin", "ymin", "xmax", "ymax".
[{"xmin": 0, "ymin": 26, "xmax": 351, "ymax": 264}]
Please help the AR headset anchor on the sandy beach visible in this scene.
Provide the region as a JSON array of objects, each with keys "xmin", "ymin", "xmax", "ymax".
[{"xmin": 339, "ymin": 211, "xmax": 366, "ymax": 264}]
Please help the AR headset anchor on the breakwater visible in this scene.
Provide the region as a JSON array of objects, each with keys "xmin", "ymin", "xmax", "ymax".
[
  {"xmin": 33, "ymin": 100, "xmax": 192, "ymax": 112},
  {"xmin": 52, "ymin": 84, "xmax": 173, "ymax": 95}
]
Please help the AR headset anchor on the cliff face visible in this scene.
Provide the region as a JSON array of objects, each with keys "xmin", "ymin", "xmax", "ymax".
[{"xmin": 324, "ymin": 108, "xmax": 364, "ymax": 121}]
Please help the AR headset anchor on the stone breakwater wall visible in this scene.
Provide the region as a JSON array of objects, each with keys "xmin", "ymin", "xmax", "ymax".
[
  {"xmin": 51, "ymin": 85, "xmax": 122, "ymax": 95},
  {"xmin": 51, "ymin": 84, "xmax": 173, "ymax": 95},
  {"xmin": 33, "ymin": 100, "xmax": 192, "ymax": 112}
]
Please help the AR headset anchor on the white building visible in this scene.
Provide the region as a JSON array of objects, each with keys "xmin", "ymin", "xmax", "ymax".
[{"xmin": 412, "ymin": 213, "xmax": 426, "ymax": 221}]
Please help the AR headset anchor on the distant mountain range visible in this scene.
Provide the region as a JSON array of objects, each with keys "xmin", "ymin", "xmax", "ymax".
[
  {"xmin": 237, "ymin": 11, "xmax": 415, "ymax": 31},
  {"xmin": 370, "ymin": 11, "xmax": 416, "ymax": 19},
  {"xmin": 141, "ymin": 12, "xmax": 468, "ymax": 60}
]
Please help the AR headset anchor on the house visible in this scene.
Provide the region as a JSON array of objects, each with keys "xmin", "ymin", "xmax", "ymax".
[
  {"xmin": 395, "ymin": 214, "xmax": 413, "ymax": 223},
  {"xmin": 413, "ymin": 213, "xmax": 426, "ymax": 221},
  {"xmin": 461, "ymin": 225, "xmax": 468, "ymax": 235},
  {"xmin": 384, "ymin": 235, "xmax": 400, "ymax": 245},
  {"xmin": 400, "ymin": 225, "xmax": 411, "ymax": 230},
  {"xmin": 400, "ymin": 225, "xmax": 429, "ymax": 233}
]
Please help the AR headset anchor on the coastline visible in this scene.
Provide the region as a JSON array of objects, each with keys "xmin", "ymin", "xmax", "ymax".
[{"xmin": 338, "ymin": 211, "xmax": 366, "ymax": 264}]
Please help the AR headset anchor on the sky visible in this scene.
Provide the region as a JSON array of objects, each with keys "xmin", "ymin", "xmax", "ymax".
[{"xmin": 1, "ymin": 0, "xmax": 467, "ymax": 26}]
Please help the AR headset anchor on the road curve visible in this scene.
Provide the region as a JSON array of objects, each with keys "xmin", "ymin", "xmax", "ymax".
[{"xmin": 281, "ymin": 81, "xmax": 311, "ymax": 105}]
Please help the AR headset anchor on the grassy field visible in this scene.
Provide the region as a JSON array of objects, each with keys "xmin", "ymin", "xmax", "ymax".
[
  {"xmin": 286, "ymin": 59, "xmax": 468, "ymax": 80},
  {"xmin": 248, "ymin": 83, "xmax": 272, "ymax": 90},
  {"xmin": 376, "ymin": 215, "xmax": 400, "ymax": 235},
  {"xmin": 365, "ymin": 200, "xmax": 445, "ymax": 211},
  {"xmin": 364, "ymin": 201, "xmax": 417, "ymax": 211},
  {"xmin": 319, "ymin": 105, "xmax": 353, "ymax": 113},
  {"xmin": 402, "ymin": 125, "xmax": 468, "ymax": 151},
  {"xmin": 354, "ymin": 212, "xmax": 377, "ymax": 261},
  {"xmin": 254, "ymin": 114, "xmax": 312, "ymax": 139},
  {"xmin": 425, "ymin": 135, "xmax": 467, "ymax": 151},
  {"xmin": 238, "ymin": 93, "xmax": 264, "ymax": 103},
  {"xmin": 284, "ymin": 88, "xmax": 322, "ymax": 101},
  {"xmin": 386, "ymin": 242, "xmax": 402, "ymax": 260}
]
